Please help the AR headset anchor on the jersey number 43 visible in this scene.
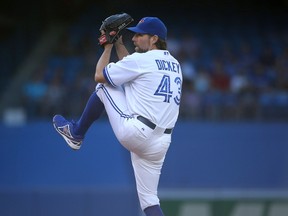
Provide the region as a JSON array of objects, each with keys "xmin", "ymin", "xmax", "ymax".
[{"xmin": 154, "ymin": 75, "xmax": 182, "ymax": 105}]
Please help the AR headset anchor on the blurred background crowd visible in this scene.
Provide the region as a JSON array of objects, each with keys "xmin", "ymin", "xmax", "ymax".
[{"xmin": 1, "ymin": 0, "xmax": 288, "ymax": 123}]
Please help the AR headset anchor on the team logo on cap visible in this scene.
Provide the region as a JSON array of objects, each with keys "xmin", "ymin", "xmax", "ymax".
[{"xmin": 139, "ymin": 18, "xmax": 145, "ymax": 24}]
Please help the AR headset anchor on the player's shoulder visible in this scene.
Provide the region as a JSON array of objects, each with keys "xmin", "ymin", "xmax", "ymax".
[
  {"xmin": 126, "ymin": 51, "xmax": 152, "ymax": 63},
  {"xmin": 151, "ymin": 50, "xmax": 178, "ymax": 60},
  {"xmin": 127, "ymin": 50, "xmax": 178, "ymax": 61},
  {"xmin": 130, "ymin": 52, "xmax": 142, "ymax": 58}
]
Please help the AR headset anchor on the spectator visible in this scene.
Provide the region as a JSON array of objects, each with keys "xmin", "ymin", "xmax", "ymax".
[
  {"xmin": 41, "ymin": 73, "xmax": 66, "ymax": 117},
  {"xmin": 230, "ymin": 70, "xmax": 249, "ymax": 94},
  {"xmin": 210, "ymin": 59, "xmax": 230, "ymax": 92},
  {"xmin": 22, "ymin": 68, "xmax": 48, "ymax": 117}
]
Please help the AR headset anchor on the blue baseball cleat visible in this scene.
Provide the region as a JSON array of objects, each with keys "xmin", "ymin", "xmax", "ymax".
[{"xmin": 53, "ymin": 115, "xmax": 83, "ymax": 150}]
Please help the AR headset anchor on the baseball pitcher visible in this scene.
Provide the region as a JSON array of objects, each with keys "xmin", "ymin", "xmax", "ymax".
[{"xmin": 53, "ymin": 13, "xmax": 183, "ymax": 216}]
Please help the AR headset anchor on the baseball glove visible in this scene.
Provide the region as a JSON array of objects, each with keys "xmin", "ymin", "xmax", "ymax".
[{"xmin": 98, "ymin": 13, "xmax": 133, "ymax": 47}]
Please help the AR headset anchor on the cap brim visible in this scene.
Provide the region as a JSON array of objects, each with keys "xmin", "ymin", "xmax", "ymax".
[{"xmin": 127, "ymin": 26, "xmax": 147, "ymax": 34}]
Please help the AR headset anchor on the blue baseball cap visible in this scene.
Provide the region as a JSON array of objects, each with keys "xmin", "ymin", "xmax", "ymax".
[{"xmin": 127, "ymin": 17, "xmax": 167, "ymax": 40}]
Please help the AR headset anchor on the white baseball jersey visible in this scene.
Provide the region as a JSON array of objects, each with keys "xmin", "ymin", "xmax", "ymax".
[
  {"xmin": 103, "ymin": 49, "xmax": 182, "ymax": 129},
  {"xmin": 96, "ymin": 49, "xmax": 182, "ymax": 210}
]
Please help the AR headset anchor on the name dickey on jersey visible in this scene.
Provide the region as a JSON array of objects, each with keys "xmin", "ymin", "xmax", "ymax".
[{"xmin": 155, "ymin": 59, "xmax": 180, "ymax": 74}]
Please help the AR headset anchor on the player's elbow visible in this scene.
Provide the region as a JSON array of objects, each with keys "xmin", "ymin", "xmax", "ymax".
[
  {"xmin": 95, "ymin": 73, "xmax": 105, "ymax": 83},
  {"xmin": 94, "ymin": 73, "xmax": 100, "ymax": 82}
]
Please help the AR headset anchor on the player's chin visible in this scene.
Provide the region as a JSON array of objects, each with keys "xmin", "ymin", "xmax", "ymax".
[
  {"xmin": 134, "ymin": 46, "xmax": 140, "ymax": 52},
  {"xmin": 135, "ymin": 47, "xmax": 148, "ymax": 53}
]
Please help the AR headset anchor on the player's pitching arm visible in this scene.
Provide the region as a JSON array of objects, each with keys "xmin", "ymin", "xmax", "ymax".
[{"xmin": 94, "ymin": 41, "xmax": 113, "ymax": 83}]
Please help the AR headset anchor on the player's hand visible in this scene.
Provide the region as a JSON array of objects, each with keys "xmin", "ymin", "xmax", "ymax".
[{"xmin": 114, "ymin": 35, "xmax": 124, "ymax": 46}]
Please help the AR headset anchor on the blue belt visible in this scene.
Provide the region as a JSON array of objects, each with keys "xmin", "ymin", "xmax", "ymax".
[{"xmin": 137, "ymin": 116, "xmax": 173, "ymax": 134}]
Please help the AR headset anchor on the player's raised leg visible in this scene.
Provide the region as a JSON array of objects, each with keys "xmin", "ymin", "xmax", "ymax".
[
  {"xmin": 53, "ymin": 115, "xmax": 84, "ymax": 150},
  {"xmin": 95, "ymin": 83, "xmax": 132, "ymax": 144},
  {"xmin": 53, "ymin": 91, "xmax": 104, "ymax": 150}
]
